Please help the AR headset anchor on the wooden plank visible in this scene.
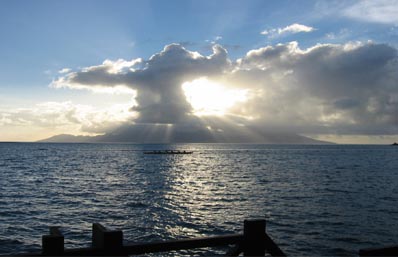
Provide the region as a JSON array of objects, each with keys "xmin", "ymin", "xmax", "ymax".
[
  {"xmin": 122, "ymin": 234, "xmax": 243, "ymax": 254},
  {"xmin": 360, "ymin": 246, "xmax": 398, "ymax": 256},
  {"xmin": 263, "ymin": 234, "xmax": 286, "ymax": 257},
  {"xmin": 62, "ymin": 234, "xmax": 243, "ymax": 256}
]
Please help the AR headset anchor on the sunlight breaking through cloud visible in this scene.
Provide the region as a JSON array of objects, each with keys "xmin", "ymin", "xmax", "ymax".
[
  {"xmin": 182, "ymin": 78, "xmax": 248, "ymax": 116},
  {"xmin": 48, "ymin": 41, "xmax": 398, "ymax": 140}
]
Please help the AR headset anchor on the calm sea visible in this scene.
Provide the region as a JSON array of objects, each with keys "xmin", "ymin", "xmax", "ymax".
[{"xmin": 0, "ymin": 143, "xmax": 397, "ymax": 256}]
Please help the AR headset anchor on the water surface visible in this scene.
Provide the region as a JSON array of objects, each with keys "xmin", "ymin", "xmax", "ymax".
[{"xmin": 0, "ymin": 143, "xmax": 397, "ymax": 256}]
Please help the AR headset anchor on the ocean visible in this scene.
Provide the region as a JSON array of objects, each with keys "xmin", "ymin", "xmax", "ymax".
[{"xmin": 0, "ymin": 143, "xmax": 397, "ymax": 256}]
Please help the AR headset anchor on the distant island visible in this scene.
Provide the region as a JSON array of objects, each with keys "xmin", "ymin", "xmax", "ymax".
[
  {"xmin": 38, "ymin": 123, "xmax": 333, "ymax": 144},
  {"xmin": 392, "ymin": 142, "xmax": 398, "ymax": 146}
]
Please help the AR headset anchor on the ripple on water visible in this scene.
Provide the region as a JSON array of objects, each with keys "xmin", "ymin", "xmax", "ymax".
[{"xmin": 0, "ymin": 143, "xmax": 397, "ymax": 256}]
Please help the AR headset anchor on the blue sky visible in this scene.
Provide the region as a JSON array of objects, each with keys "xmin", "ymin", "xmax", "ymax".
[{"xmin": 1, "ymin": 0, "xmax": 398, "ymax": 143}]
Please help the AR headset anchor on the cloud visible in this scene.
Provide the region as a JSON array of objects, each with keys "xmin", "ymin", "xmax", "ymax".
[
  {"xmin": 0, "ymin": 101, "xmax": 135, "ymax": 136},
  {"xmin": 53, "ymin": 44, "xmax": 231, "ymax": 123},
  {"xmin": 230, "ymin": 41, "xmax": 398, "ymax": 135},
  {"xmin": 59, "ymin": 68, "xmax": 71, "ymax": 74},
  {"xmin": 261, "ymin": 23, "xmax": 315, "ymax": 38},
  {"xmin": 325, "ymin": 28, "xmax": 351, "ymax": 41},
  {"xmin": 52, "ymin": 41, "xmax": 398, "ymax": 138},
  {"xmin": 205, "ymin": 36, "xmax": 223, "ymax": 45},
  {"xmin": 343, "ymin": 0, "xmax": 398, "ymax": 24},
  {"xmin": 51, "ymin": 58, "xmax": 142, "ymax": 94},
  {"xmin": 278, "ymin": 23, "xmax": 315, "ymax": 34}
]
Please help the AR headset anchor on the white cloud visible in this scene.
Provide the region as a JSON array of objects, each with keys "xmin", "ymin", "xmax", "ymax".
[
  {"xmin": 58, "ymin": 68, "xmax": 71, "ymax": 74},
  {"xmin": 261, "ymin": 23, "xmax": 315, "ymax": 38},
  {"xmin": 278, "ymin": 23, "xmax": 315, "ymax": 34},
  {"xmin": 325, "ymin": 28, "xmax": 351, "ymax": 41},
  {"xmin": 102, "ymin": 58, "xmax": 143, "ymax": 74},
  {"xmin": 205, "ymin": 35, "xmax": 223, "ymax": 44},
  {"xmin": 343, "ymin": 0, "xmax": 398, "ymax": 24},
  {"xmin": 51, "ymin": 59, "xmax": 140, "ymax": 95}
]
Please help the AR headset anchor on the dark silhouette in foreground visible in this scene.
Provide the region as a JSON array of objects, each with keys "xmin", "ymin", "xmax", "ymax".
[
  {"xmin": 18, "ymin": 220, "xmax": 286, "ymax": 256},
  {"xmin": 10, "ymin": 219, "xmax": 398, "ymax": 256}
]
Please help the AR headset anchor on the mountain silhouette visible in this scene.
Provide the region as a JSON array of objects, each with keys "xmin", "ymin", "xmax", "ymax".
[{"xmin": 38, "ymin": 122, "xmax": 332, "ymax": 144}]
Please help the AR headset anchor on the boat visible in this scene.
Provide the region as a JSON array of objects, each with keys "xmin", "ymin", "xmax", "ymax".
[
  {"xmin": 392, "ymin": 142, "xmax": 398, "ymax": 146},
  {"xmin": 143, "ymin": 150, "xmax": 193, "ymax": 154}
]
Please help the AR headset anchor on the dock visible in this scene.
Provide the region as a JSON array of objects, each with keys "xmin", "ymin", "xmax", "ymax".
[
  {"xmin": 11, "ymin": 219, "xmax": 398, "ymax": 256},
  {"xmin": 17, "ymin": 219, "xmax": 286, "ymax": 256}
]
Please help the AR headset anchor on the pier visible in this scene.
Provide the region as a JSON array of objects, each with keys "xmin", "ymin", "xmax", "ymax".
[
  {"xmin": 12, "ymin": 219, "xmax": 398, "ymax": 256},
  {"xmin": 19, "ymin": 219, "xmax": 286, "ymax": 256}
]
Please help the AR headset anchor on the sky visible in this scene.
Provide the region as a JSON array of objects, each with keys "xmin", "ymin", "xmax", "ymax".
[{"xmin": 1, "ymin": 0, "xmax": 398, "ymax": 143}]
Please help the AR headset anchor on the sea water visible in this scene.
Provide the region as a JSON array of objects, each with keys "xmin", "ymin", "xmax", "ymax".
[{"xmin": 0, "ymin": 143, "xmax": 397, "ymax": 256}]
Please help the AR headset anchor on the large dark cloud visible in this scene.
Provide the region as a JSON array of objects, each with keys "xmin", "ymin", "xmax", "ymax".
[
  {"xmin": 53, "ymin": 41, "xmax": 398, "ymax": 137},
  {"xmin": 229, "ymin": 41, "xmax": 398, "ymax": 135}
]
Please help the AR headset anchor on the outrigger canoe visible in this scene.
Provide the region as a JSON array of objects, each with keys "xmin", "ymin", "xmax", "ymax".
[{"xmin": 144, "ymin": 150, "xmax": 193, "ymax": 154}]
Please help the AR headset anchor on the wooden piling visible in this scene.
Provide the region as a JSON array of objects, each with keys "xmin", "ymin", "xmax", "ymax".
[
  {"xmin": 42, "ymin": 227, "xmax": 64, "ymax": 256},
  {"xmin": 243, "ymin": 219, "xmax": 266, "ymax": 256},
  {"xmin": 92, "ymin": 223, "xmax": 123, "ymax": 252}
]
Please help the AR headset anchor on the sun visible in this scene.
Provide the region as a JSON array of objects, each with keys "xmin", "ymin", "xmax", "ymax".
[{"xmin": 182, "ymin": 77, "xmax": 247, "ymax": 116}]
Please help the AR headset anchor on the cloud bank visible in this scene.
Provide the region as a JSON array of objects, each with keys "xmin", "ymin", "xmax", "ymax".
[
  {"xmin": 0, "ymin": 101, "xmax": 134, "ymax": 141},
  {"xmin": 233, "ymin": 41, "xmax": 398, "ymax": 135},
  {"xmin": 51, "ymin": 41, "xmax": 398, "ymax": 139}
]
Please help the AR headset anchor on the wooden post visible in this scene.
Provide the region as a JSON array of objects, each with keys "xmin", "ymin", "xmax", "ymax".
[
  {"xmin": 42, "ymin": 226, "xmax": 64, "ymax": 256},
  {"xmin": 92, "ymin": 223, "xmax": 123, "ymax": 252},
  {"xmin": 243, "ymin": 219, "xmax": 266, "ymax": 256}
]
